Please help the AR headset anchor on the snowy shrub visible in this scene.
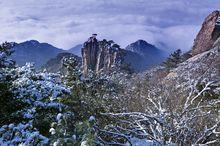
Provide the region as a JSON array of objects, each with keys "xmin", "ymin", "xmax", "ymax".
[
  {"xmin": 1, "ymin": 40, "xmax": 218, "ymax": 146},
  {"xmin": 99, "ymin": 80, "xmax": 220, "ymax": 145},
  {"xmin": 50, "ymin": 112, "xmax": 76, "ymax": 145},
  {"xmin": 0, "ymin": 122, "xmax": 49, "ymax": 145},
  {"xmin": 50, "ymin": 111, "xmax": 96, "ymax": 146},
  {"xmin": 9, "ymin": 63, "xmax": 70, "ymax": 135}
]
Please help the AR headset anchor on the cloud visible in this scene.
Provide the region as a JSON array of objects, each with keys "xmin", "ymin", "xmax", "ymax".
[
  {"xmin": 0, "ymin": 0, "xmax": 219, "ymax": 52},
  {"xmin": 157, "ymin": 25, "xmax": 201, "ymax": 52}
]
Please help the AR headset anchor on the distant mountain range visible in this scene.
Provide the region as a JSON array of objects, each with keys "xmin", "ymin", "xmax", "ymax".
[
  {"xmin": 124, "ymin": 40, "xmax": 168, "ymax": 71},
  {"xmin": 68, "ymin": 44, "xmax": 83, "ymax": 56},
  {"xmin": 10, "ymin": 40, "xmax": 65, "ymax": 69},
  {"xmin": 10, "ymin": 39, "xmax": 168, "ymax": 72}
]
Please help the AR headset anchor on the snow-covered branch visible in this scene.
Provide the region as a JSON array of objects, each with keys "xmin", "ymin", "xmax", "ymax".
[{"xmin": 100, "ymin": 80, "xmax": 219, "ymax": 145}]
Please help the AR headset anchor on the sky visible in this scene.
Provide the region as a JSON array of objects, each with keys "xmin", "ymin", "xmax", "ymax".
[{"xmin": 0, "ymin": 0, "xmax": 219, "ymax": 52}]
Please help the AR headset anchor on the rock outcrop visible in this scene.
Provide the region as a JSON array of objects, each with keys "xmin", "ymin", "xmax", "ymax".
[
  {"xmin": 82, "ymin": 34, "xmax": 121, "ymax": 75},
  {"xmin": 192, "ymin": 10, "xmax": 220, "ymax": 56},
  {"xmin": 82, "ymin": 36, "xmax": 169, "ymax": 74}
]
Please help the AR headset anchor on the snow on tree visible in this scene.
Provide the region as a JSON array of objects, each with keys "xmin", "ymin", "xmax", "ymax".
[
  {"xmin": 98, "ymin": 80, "xmax": 220, "ymax": 145},
  {"xmin": 0, "ymin": 43, "xmax": 72, "ymax": 144},
  {"xmin": 9, "ymin": 63, "xmax": 70, "ymax": 135},
  {"xmin": 1, "ymin": 40, "xmax": 219, "ymax": 146},
  {"xmin": 0, "ymin": 122, "xmax": 49, "ymax": 145},
  {"xmin": 0, "ymin": 42, "xmax": 22, "ymax": 125},
  {"xmin": 0, "ymin": 42, "xmax": 15, "ymax": 68}
]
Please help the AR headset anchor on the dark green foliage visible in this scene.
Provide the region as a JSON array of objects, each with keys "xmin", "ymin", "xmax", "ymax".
[
  {"xmin": 163, "ymin": 49, "xmax": 183, "ymax": 70},
  {"xmin": 0, "ymin": 42, "xmax": 24, "ymax": 126},
  {"xmin": 0, "ymin": 43, "xmax": 14, "ymax": 56},
  {"xmin": 75, "ymin": 120, "xmax": 96, "ymax": 145},
  {"xmin": 61, "ymin": 57, "xmax": 120, "ymax": 122},
  {"xmin": 0, "ymin": 82, "xmax": 25, "ymax": 125},
  {"xmin": 181, "ymin": 51, "xmax": 192, "ymax": 62},
  {"xmin": 33, "ymin": 107, "xmax": 62, "ymax": 136}
]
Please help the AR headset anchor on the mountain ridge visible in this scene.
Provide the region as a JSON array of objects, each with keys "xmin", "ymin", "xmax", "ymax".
[
  {"xmin": 124, "ymin": 40, "xmax": 168, "ymax": 71},
  {"xmin": 10, "ymin": 40, "xmax": 65, "ymax": 68},
  {"xmin": 9, "ymin": 39, "xmax": 169, "ymax": 72}
]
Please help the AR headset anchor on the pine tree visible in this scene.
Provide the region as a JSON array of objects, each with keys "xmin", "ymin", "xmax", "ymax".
[
  {"xmin": 0, "ymin": 42, "xmax": 24, "ymax": 125},
  {"xmin": 163, "ymin": 49, "xmax": 183, "ymax": 69},
  {"xmin": 0, "ymin": 42, "xmax": 15, "ymax": 68}
]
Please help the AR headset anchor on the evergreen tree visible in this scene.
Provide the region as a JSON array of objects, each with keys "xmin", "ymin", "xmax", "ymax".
[
  {"xmin": 0, "ymin": 42, "xmax": 24, "ymax": 125},
  {"xmin": 163, "ymin": 49, "xmax": 183, "ymax": 69},
  {"xmin": 61, "ymin": 57, "xmax": 119, "ymax": 121},
  {"xmin": 0, "ymin": 42, "xmax": 15, "ymax": 68}
]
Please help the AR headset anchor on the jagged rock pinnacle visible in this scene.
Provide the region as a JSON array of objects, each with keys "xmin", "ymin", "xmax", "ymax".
[{"xmin": 192, "ymin": 10, "xmax": 220, "ymax": 56}]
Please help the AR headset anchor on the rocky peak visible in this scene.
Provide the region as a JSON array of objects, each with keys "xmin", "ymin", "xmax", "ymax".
[
  {"xmin": 192, "ymin": 10, "xmax": 220, "ymax": 56},
  {"xmin": 125, "ymin": 40, "xmax": 157, "ymax": 56},
  {"xmin": 28, "ymin": 40, "xmax": 39, "ymax": 45},
  {"xmin": 82, "ymin": 34, "xmax": 121, "ymax": 75},
  {"xmin": 132, "ymin": 39, "xmax": 150, "ymax": 47}
]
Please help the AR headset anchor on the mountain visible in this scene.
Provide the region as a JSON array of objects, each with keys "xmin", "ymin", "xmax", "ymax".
[
  {"xmin": 42, "ymin": 52, "xmax": 81, "ymax": 73},
  {"xmin": 80, "ymin": 35, "xmax": 169, "ymax": 75},
  {"xmin": 68, "ymin": 44, "xmax": 83, "ymax": 57},
  {"xmin": 10, "ymin": 40, "xmax": 65, "ymax": 68},
  {"xmin": 136, "ymin": 19, "xmax": 220, "ymax": 145},
  {"xmin": 126, "ymin": 40, "xmax": 161, "ymax": 56},
  {"xmin": 124, "ymin": 40, "xmax": 168, "ymax": 71},
  {"xmin": 9, "ymin": 38, "xmax": 168, "ymax": 73}
]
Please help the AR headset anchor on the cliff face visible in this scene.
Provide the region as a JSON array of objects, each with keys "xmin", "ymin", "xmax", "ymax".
[
  {"xmin": 82, "ymin": 36, "xmax": 99, "ymax": 75},
  {"xmin": 192, "ymin": 10, "xmax": 220, "ymax": 56},
  {"xmin": 82, "ymin": 35, "xmax": 121, "ymax": 75},
  {"xmin": 82, "ymin": 36, "xmax": 169, "ymax": 74}
]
